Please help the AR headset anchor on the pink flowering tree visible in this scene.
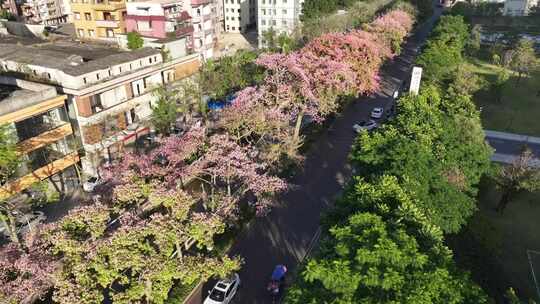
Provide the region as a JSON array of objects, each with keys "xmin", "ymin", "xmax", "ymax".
[
  {"xmin": 368, "ymin": 10, "xmax": 415, "ymax": 55},
  {"xmin": 0, "ymin": 232, "xmax": 58, "ymax": 304}
]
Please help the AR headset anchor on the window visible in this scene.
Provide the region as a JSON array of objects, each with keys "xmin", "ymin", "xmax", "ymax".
[
  {"xmin": 238, "ymin": 17, "xmax": 241, "ymax": 21},
  {"xmin": 90, "ymin": 95, "xmax": 103, "ymax": 113},
  {"xmin": 106, "ymin": 29, "xmax": 114, "ymax": 37},
  {"xmin": 83, "ymin": 77, "xmax": 87, "ymax": 84},
  {"xmin": 262, "ymin": 9, "xmax": 265, "ymax": 15},
  {"xmin": 239, "ymin": 26, "xmax": 242, "ymax": 31},
  {"xmin": 262, "ymin": 0, "xmax": 265, "ymax": 3},
  {"xmin": 108, "ymin": 70, "xmax": 112, "ymax": 76},
  {"xmin": 119, "ymin": 66, "xmax": 122, "ymax": 73},
  {"xmin": 282, "ymin": 9, "xmax": 286, "ymax": 14},
  {"xmin": 129, "ymin": 63, "xmax": 132, "ymax": 70},
  {"xmin": 226, "ymin": 16, "xmax": 229, "ymax": 20},
  {"xmin": 149, "ymin": 57, "xmax": 152, "ymax": 63},
  {"xmin": 261, "ymin": 19, "xmax": 266, "ymax": 25},
  {"xmin": 84, "ymin": 12, "xmax": 91, "ymax": 20},
  {"xmin": 74, "ymin": 12, "xmax": 80, "ymax": 20},
  {"xmin": 88, "ymin": 29, "xmax": 95, "ymax": 37},
  {"xmin": 227, "ymin": 25, "xmax": 230, "ymax": 30},
  {"xmin": 282, "ymin": 20, "xmax": 286, "ymax": 26},
  {"xmin": 237, "ymin": 0, "xmax": 240, "ymax": 3},
  {"xmin": 271, "ymin": 19, "xmax": 276, "ymax": 25},
  {"xmin": 273, "ymin": 9, "xmax": 276, "ymax": 15},
  {"xmin": 283, "ymin": 0, "xmax": 286, "ymax": 3},
  {"xmin": 96, "ymin": 73, "xmax": 100, "ymax": 80},
  {"xmin": 77, "ymin": 28, "xmax": 84, "ymax": 37},
  {"xmin": 238, "ymin": 8, "xmax": 241, "ymax": 12},
  {"xmin": 225, "ymin": 0, "xmax": 228, "ymax": 3},
  {"xmin": 231, "ymin": 16, "xmax": 235, "ymax": 20},
  {"xmin": 232, "ymin": 26, "xmax": 235, "ymax": 30},
  {"xmin": 137, "ymin": 20, "xmax": 151, "ymax": 31},
  {"xmin": 226, "ymin": 8, "xmax": 229, "ymax": 12}
]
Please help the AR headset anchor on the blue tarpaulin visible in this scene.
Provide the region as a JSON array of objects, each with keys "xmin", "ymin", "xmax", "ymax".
[
  {"xmin": 207, "ymin": 94, "xmax": 236, "ymax": 110},
  {"xmin": 271, "ymin": 265, "xmax": 287, "ymax": 281}
]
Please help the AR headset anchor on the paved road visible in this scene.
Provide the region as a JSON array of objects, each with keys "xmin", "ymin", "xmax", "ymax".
[
  {"xmin": 486, "ymin": 137, "xmax": 540, "ymax": 159},
  {"xmin": 204, "ymin": 6, "xmax": 444, "ymax": 304}
]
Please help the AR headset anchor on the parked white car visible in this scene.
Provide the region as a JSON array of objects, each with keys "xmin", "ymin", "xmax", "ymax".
[
  {"xmin": 370, "ymin": 107, "xmax": 384, "ymax": 119},
  {"xmin": 353, "ymin": 120, "xmax": 378, "ymax": 133},
  {"xmin": 204, "ymin": 273, "xmax": 240, "ymax": 304},
  {"xmin": 82, "ymin": 176, "xmax": 104, "ymax": 192}
]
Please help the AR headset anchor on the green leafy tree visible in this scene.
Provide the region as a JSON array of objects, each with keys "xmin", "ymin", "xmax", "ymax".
[
  {"xmin": 300, "ymin": 0, "xmax": 338, "ymax": 21},
  {"xmin": 350, "ymin": 87, "xmax": 492, "ymax": 233},
  {"xmin": 127, "ymin": 32, "xmax": 144, "ymax": 50},
  {"xmin": 493, "ymin": 148, "xmax": 540, "ymax": 213},
  {"xmin": 287, "ymin": 176, "xmax": 489, "ymax": 303},
  {"xmin": 199, "ymin": 50, "xmax": 264, "ymax": 100},
  {"xmin": 151, "ymin": 87, "xmax": 178, "ymax": 135},
  {"xmin": 417, "ymin": 16, "xmax": 470, "ymax": 84},
  {"xmin": 0, "ymin": 124, "xmax": 19, "ymax": 186},
  {"xmin": 277, "ymin": 32, "xmax": 296, "ymax": 54},
  {"xmin": 262, "ymin": 27, "xmax": 277, "ymax": 51},
  {"xmin": 467, "ymin": 24, "xmax": 482, "ymax": 56},
  {"xmin": 509, "ymin": 38, "xmax": 538, "ymax": 83},
  {"xmin": 491, "ymin": 66, "xmax": 510, "ymax": 103},
  {"xmin": 448, "ymin": 64, "xmax": 486, "ymax": 97}
]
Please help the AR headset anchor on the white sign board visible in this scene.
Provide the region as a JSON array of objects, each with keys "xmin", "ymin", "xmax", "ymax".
[{"xmin": 409, "ymin": 66, "xmax": 423, "ymax": 95}]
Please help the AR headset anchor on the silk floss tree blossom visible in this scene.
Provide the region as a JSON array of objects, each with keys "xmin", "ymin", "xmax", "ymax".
[{"xmin": 368, "ymin": 10, "xmax": 415, "ymax": 56}]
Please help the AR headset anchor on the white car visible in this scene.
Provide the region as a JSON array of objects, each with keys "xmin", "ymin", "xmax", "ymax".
[
  {"xmin": 371, "ymin": 107, "xmax": 384, "ymax": 119},
  {"xmin": 353, "ymin": 120, "xmax": 378, "ymax": 133},
  {"xmin": 204, "ymin": 273, "xmax": 240, "ymax": 304},
  {"xmin": 82, "ymin": 176, "xmax": 104, "ymax": 192}
]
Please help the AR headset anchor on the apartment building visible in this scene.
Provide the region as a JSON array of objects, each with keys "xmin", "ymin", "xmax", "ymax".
[
  {"xmin": 71, "ymin": 0, "xmax": 127, "ymax": 39},
  {"xmin": 1, "ymin": 0, "xmax": 21, "ymax": 18},
  {"xmin": 0, "ymin": 77, "xmax": 79, "ymax": 200},
  {"xmin": 504, "ymin": 0, "xmax": 538, "ymax": 15},
  {"xmin": 0, "ymin": 40, "xmax": 200, "ymax": 178},
  {"xmin": 21, "ymin": 0, "xmax": 69, "ymax": 25},
  {"xmin": 223, "ymin": 0, "xmax": 255, "ymax": 32},
  {"xmin": 257, "ymin": 0, "xmax": 303, "ymax": 47},
  {"xmin": 125, "ymin": 0, "xmax": 194, "ymax": 48},
  {"xmin": 191, "ymin": 0, "xmax": 218, "ymax": 59}
]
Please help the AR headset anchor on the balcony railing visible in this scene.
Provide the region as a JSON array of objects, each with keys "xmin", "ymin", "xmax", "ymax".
[{"xmin": 96, "ymin": 19, "xmax": 119, "ymax": 27}]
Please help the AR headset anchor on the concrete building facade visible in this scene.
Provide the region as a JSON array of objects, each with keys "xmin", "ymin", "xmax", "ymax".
[
  {"xmin": 22, "ymin": 0, "xmax": 69, "ymax": 24},
  {"xmin": 223, "ymin": 0, "xmax": 255, "ymax": 32},
  {"xmin": 71, "ymin": 0, "xmax": 128, "ymax": 39},
  {"xmin": 503, "ymin": 0, "xmax": 538, "ymax": 15},
  {"xmin": 256, "ymin": 0, "xmax": 303, "ymax": 47},
  {"xmin": 125, "ymin": 0, "xmax": 194, "ymax": 51},
  {"xmin": 0, "ymin": 78, "xmax": 79, "ymax": 200},
  {"xmin": 0, "ymin": 40, "xmax": 200, "ymax": 178}
]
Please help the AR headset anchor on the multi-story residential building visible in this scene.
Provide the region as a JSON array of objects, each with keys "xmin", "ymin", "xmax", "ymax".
[
  {"xmin": 504, "ymin": 0, "xmax": 538, "ymax": 15},
  {"xmin": 1, "ymin": 0, "xmax": 20, "ymax": 18},
  {"xmin": 125, "ymin": 0, "xmax": 194, "ymax": 48},
  {"xmin": 21, "ymin": 0, "xmax": 69, "ymax": 24},
  {"xmin": 0, "ymin": 77, "xmax": 79, "ymax": 199},
  {"xmin": 0, "ymin": 40, "xmax": 200, "ymax": 178},
  {"xmin": 71, "ymin": 0, "xmax": 127, "ymax": 39},
  {"xmin": 257, "ymin": 0, "xmax": 303, "ymax": 47},
  {"xmin": 223, "ymin": 0, "xmax": 255, "ymax": 32},
  {"xmin": 191, "ymin": 0, "xmax": 217, "ymax": 59}
]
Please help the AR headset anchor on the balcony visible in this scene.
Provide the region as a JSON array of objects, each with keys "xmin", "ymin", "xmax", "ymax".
[
  {"xmin": 174, "ymin": 25, "xmax": 194, "ymax": 38},
  {"xmin": 191, "ymin": 0, "xmax": 210, "ymax": 5},
  {"xmin": 96, "ymin": 19, "xmax": 119, "ymax": 27},
  {"xmin": 0, "ymin": 152, "xmax": 79, "ymax": 200},
  {"xmin": 91, "ymin": 0, "xmax": 124, "ymax": 11}
]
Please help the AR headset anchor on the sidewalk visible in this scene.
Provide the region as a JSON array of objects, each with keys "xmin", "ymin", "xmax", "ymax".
[
  {"xmin": 485, "ymin": 130, "xmax": 540, "ymax": 166},
  {"xmin": 485, "ymin": 130, "xmax": 540, "ymax": 145}
]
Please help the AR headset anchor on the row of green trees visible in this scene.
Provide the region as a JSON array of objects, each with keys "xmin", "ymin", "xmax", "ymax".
[{"xmin": 286, "ymin": 15, "xmax": 495, "ymax": 303}]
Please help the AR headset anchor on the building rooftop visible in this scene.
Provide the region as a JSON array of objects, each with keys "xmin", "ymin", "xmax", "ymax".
[
  {"xmin": 0, "ymin": 76, "xmax": 59, "ymax": 117},
  {"xmin": 0, "ymin": 40, "xmax": 161, "ymax": 76}
]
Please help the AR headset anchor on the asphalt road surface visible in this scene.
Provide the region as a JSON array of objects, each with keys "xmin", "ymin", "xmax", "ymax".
[
  {"xmin": 203, "ymin": 6, "xmax": 444, "ymax": 304},
  {"xmin": 486, "ymin": 137, "xmax": 540, "ymax": 158}
]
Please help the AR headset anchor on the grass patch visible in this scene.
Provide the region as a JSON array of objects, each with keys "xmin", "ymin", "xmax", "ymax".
[
  {"xmin": 447, "ymin": 177, "xmax": 540, "ymax": 302},
  {"xmin": 467, "ymin": 58, "xmax": 540, "ymax": 136}
]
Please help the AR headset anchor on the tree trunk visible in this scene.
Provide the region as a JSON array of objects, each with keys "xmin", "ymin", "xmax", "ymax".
[
  {"xmin": 5, "ymin": 212, "xmax": 21, "ymax": 248},
  {"xmin": 496, "ymin": 190, "xmax": 513, "ymax": 214},
  {"xmin": 293, "ymin": 110, "xmax": 304, "ymax": 143}
]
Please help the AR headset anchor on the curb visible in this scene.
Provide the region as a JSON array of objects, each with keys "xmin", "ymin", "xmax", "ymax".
[
  {"xmin": 485, "ymin": 130, "xmax": 540, "ymax": 145},
  {"xmin": 491, "ymin": 153, "xmax": 540, "ymax": 168}
]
